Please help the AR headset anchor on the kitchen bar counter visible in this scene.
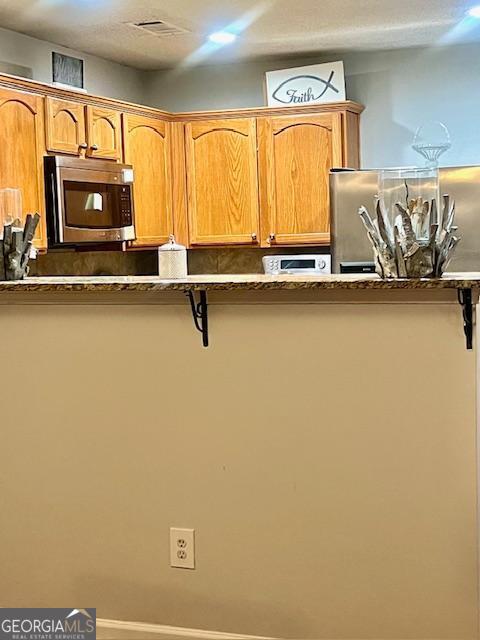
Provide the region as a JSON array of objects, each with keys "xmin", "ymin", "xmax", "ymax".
[
  {"xmin": 0, "ymin": 272, "xmax": 480, "ymax": 292},
  {"xmin": 1, "ymin": 271, "xmax": 479, "ymax": 639}
]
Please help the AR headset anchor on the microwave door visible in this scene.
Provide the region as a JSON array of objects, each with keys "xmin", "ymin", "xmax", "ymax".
[
  {"xmin": 57, "ymin": 169, "xmax": 134, "ymax": 244},
  {"xmin": 63, "ymin": 182, "xmax": 118, "ymax": 229}
]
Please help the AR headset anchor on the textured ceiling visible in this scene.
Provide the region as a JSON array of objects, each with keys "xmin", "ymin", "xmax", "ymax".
[{"xmin": 0, "ymin": 0, "xmax": 477, "ymax": 70}]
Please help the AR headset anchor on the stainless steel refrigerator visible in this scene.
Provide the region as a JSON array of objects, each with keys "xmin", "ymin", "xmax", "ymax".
[{"xmin": 330, "ymin": 167, "xmax": 480, "ymax": 273}]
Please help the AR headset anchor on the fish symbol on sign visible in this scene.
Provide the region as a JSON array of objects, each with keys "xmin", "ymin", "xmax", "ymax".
[{"xmin": 272, "ymin": 71, "xmax": 339, "ymax": 104}]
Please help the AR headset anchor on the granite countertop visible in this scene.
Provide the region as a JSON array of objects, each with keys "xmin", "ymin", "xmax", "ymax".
[{"xmin": 0, "ymin": 273, "xmax": 479, "ymax": 292}]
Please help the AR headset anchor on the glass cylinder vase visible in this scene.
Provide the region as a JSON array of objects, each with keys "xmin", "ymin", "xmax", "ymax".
[{"xmin": 378, "ymin": 167, "xmax": 440, "ymax": 243}]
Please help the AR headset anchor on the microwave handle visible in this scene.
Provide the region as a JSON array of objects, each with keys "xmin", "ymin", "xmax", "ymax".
[{"xmin": 47, "ymin": 168, "xmax": 61, "ymax": 244}]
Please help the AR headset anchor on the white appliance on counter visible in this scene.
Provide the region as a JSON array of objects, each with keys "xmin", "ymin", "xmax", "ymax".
[{"xmin": 262, "ymin": 254, "xmax": 331, "ymax": 275}]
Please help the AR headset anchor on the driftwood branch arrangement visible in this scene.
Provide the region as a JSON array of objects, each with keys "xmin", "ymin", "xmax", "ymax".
[
  {"xmin": 0, "ymin": 214, "xmax": 40, "ymax": 280},
  {"xmin": 358, "ymin": 195, "xmax": 460, "ymax": 278}
]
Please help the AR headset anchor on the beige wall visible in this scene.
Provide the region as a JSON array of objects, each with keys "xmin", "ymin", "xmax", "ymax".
[
  {"xmin": 0, "ymin": 26, "xmax": 144, "ymax": 103},
  {"xmin": 0, "ymin": 290, "xmax": 478, "ymax": 639}
]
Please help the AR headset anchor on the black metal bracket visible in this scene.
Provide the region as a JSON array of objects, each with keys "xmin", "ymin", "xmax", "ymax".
[
  {"xmin": 186, "ymin": 290, "xmax": 209, "ymax": 347},
  {"xmin": 458, "ymin": 288, "xmax": 473, "ymax": 350}
]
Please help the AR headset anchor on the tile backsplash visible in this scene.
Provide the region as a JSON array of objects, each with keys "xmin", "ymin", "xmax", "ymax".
[
  {"xmin": 33, "ymin": 250, "xmax": 157, "ymax": 277},
  {"xmin": 33, "ymin": 246, "xmax": 330, "ymax": 276},
  {"xmin": 188, "ymin": 246, "xmax": 330, "ymax": 274}
]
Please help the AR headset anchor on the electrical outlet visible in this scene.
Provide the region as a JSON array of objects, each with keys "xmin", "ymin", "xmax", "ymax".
[{"xmin": 170, "ymin": 527, "xmax": 195, "ymax": 569}]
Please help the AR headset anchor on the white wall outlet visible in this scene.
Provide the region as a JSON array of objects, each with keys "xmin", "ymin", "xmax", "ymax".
[{"xmin": 170, "ymin": 527, "xmax": 195, "ymax": 569}]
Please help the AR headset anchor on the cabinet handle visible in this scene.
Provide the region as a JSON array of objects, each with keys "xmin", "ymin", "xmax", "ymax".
[
  {"xmin": 90, "ymin": 144, "xmax": 98, "ymax": 151},
  {"xmin": 79, "ymin": 142, "xmax": 88, "ymax": 149},
  {"xmin": 251, "ymin": 233, "xmax": 257, "ymax": 242},
  {"xmin": 268, "ymin": 233, "xmax": 276, "ymax": 243}
]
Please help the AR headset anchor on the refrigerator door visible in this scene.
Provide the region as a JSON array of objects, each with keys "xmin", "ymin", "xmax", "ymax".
[
  {"xmin": 330, "ymin": 166, "xmax": 480, "ymax": 273},
  {"xmin": 440, "ymin": 166, "xmax": 480, "ymax": 272},
  {"xmin": 330, "ymin": 170, "xmax": 377, "ymax": 273}
]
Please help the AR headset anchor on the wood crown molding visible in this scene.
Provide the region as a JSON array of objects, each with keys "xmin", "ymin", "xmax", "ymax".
[
  {"xmin": 0, "ymin": 72, "xmax": 171, "ymax": 120},
  {"xmin": 174, "ymin": 100, "xmax": 364, "ymax": 121},
  {"xmin": 0, "ymin": 71, "xmax": 364, "ymax": 122}
]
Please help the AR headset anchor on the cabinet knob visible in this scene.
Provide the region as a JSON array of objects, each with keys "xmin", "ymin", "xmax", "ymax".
[
  {"xmin": 251, "ymin": 233, "xmax": 257, "ymax": 241},
  {"xmin": 268, "ymin": 233, "xmax": 276, "ymax": 243},
  {"xmin": 79, "ymin": 142, "xmax": 88, "ymax": 149},
  {"xmin": 90, "ymin": 144, "xmax": 98, "ymax": 151}
]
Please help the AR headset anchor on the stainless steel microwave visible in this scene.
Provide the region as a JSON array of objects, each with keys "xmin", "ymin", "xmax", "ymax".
[{"xmin": 44, "ymin": 156, "xmax": 136, "ymax": 246}]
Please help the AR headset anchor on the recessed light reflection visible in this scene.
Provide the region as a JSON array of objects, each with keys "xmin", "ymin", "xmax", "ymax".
[
  {"xmin": 440, "ymin": 4, "xmax": 480, "ymax": 44},
  {"xmin": 176, "ymin": 0, "xmax": 272, "ymax": 69},
  {"xmin": 467, "ymin": 5, "xmax": 480, "ymax": 17},
  {"xmin": 208, "ymin": 31, "xmax": 238, "ymax": 45}
]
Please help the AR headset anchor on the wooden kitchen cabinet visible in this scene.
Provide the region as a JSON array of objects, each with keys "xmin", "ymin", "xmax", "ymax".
[
  {"xmin": 45, "ymin": 99, "xmax": 122, "ymax": 160},
  {"xmin": 257, "ymin": 112, "xmax": 344, "ymax": 246},
  {"xmin": 86, "ymin": 105, "xmax": 122, "ymax": 160},
  {"xmin": 184, "ymin": 118, "xmax": 260, "ymax": 246},
  {"xmin": 45, "ymin": 97, "xmax": 87, "ymax": 155},
  {"xmin": 0, "ymin": 87, "xmax": 47, "ymax": 250},
  {"xmin": 123, "ymin": 114, "xmax": 174, "ymax": 246},
  {"xmin": 0, "ymin": 71, "xmax": 363, "ymax": 253}
]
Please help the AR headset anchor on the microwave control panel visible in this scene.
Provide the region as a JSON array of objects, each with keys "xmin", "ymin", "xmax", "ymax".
[{"xmin": 120, "ymin": 186, "xmax": 133, "ymax": 226}]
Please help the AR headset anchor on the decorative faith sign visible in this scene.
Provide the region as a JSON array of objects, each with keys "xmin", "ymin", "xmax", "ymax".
[{"xmin": 265, "ymin": 61, "xmax": 346, "ymax": 107}]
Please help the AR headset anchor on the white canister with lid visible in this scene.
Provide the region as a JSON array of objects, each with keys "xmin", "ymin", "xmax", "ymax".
[{"xmin": 158, "ymin": 235, "xmax": 188, "ymax": 278}]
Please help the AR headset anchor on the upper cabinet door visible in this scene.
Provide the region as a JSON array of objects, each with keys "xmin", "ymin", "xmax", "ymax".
[
  {"xmin": 123, "ymin": 114, "xmax": 174, "ymax": 247},
  {"xmin": 45, "ymin": 97, "xmax": 86, "ymax": 155},
  {"xmin": 258, "ymin": 113, "xmax": 343, "ymax": 247},
  {"xmin": 86, "ymin": 105, "xmax": 122, "ymax": 160},
  {"xmin": 185, "ymin": 118, "xmax": 260, "ymax": 246},
  {"xmin": 0, "ymin": 88, "xmax": 47, "ymax": 250}
]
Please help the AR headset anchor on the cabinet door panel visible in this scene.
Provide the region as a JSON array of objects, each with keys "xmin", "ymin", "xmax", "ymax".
[
  {"xmin": 45, "ymin": 98, "xmax": 86, "ymax": 155},
  {"xmin": 123, "ymin": 114, "xmax": 173, "ymax": 246},
  {"xmin": 0, "ymin": 88, "xmax": 47, "ymax": 250},
  {"xmin": 86, "ymin": 106, "xmax": 122, "ymax": 160},
  {"xmin": 258, "ymin": 113, "xmax": 343, "ymax": 246},
  {"xmin": 185, "ymin": 118, "xmax": 260, "ymax": 246}
]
